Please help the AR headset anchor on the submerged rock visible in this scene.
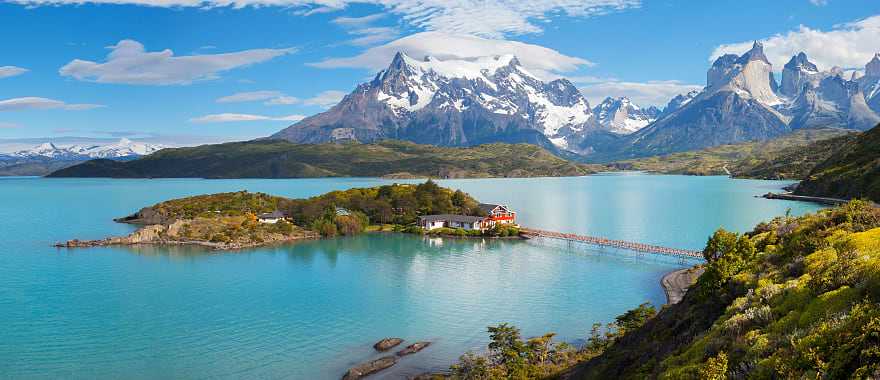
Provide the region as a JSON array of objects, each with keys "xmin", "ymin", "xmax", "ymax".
[
  {"xmin": 373, "ymin": 337, "xmax": 403, "ymax": 351},
  {"xmin": 397, "ymin": 341, "xmax": 431, "ymax": 356},
  {"xmin": 341, "ymin": 356, "xmax": 398, "ymax": 380}
]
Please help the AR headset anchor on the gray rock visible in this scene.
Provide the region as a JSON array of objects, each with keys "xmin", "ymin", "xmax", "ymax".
[
  {"xmin": 396, "ymin": 341, "xmax": 431, "ymax": 357},
  {"xmin": 341, "ymin": 356, "xmax": 398, "ymax": 380},
  {"xmin": 373, "ymin": 337, "xmax": 403, "ymax": 351}
]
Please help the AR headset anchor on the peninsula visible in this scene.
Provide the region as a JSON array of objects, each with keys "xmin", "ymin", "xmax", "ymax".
[{"xmin": 55, "ymin": 181, "xmax": 516, "ymax": 250}]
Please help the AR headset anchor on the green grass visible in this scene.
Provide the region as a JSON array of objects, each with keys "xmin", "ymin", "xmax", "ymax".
[{"xmin": 796, "ymin": 123, "xmax": 880, "ymax": 202}]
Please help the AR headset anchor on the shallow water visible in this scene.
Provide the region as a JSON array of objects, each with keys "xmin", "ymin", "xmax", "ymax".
[{"xmin": 0, "ymin": 175, "xmax": 822, "ymax": 379}]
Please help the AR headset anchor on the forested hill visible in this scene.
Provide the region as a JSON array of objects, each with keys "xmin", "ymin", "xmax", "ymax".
[
  {"xmin": 795, "ymin": 123, "xmax": 880, "ymax": 202},
  {"xmin": 47, "ymin": 140, "xmax": 595, "ymax": 179}
]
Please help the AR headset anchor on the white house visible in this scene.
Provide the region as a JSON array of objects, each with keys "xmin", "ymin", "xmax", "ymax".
[
  {"xmin": 257, "ymin": 211, "xmax": 285, "ymax": 224},
  {"xmin": 417, "ymin": 214, "xmax": 487, "ymax": 231}
]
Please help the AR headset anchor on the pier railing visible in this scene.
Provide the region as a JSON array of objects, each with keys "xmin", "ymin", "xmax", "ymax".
[{"xmin": 520, "ymin": 228, "xmax": 704, "ymax": 260}]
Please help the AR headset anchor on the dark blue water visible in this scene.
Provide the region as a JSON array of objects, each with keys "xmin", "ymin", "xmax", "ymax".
[{"xmin": 0, "ymin": 175, "xmax": 822, "ymax": 379}]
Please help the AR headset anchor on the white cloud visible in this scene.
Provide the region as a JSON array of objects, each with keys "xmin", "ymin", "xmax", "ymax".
[
  {"xmin": 332, "ymin": 13, "xmax": 385, "ymax": 27},
  {"xmin": 711, "ymin": 15, "xmax": 880, "ymax": 71},
  {"xmin": 0, "ymin": 122, "xmax": 21, "ymax": 129},
  {"xmin": 0, "ymin": 97, "xmax": 105, "ymax": 111},
  {"xmin": 216, "ymin": 90, "xmax": 301, "ymax": 105},
  {"xmin": 60, "ymin": 39, "xmax": 295, "ymax": 85},
  {"xmin": 302, "ymin": 90, "xmax": 346, "ymax": 108},
  {"xmin": 189, "ymin": 113, "xmax": 306, "ymax": 123},
  {"xmin": 0, "ymin": 66, "xmax": 29, "ymax": 79},
  {"xmin": 11, "ymin": 1, "xmax": 640, "ymax": 38},
  {"xmin": 311, "ymin": 31, "xmax": 593, "ymax": 80},
  {"xmin": 578, "ymin": 80, "xmax": 702, "ymax": 107},
  {"xmin": 216, "ymin": 90, "xmax": 281, "ymax": 103},
  {"xmin": 809, "ymin": 0, "xmax": 827, "ymax": 6},
  {"xmin": 265, "ymin": 96, "xmax": 301, "ymax": 105}
]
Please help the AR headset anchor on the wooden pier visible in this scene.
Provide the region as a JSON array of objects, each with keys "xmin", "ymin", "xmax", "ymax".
[{"xmin": 520, "ymin": 228, "xmax": 704, "ymax": 260}]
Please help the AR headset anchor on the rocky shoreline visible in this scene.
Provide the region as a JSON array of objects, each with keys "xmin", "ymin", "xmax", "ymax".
[
  {"xmin": 660, "ymin": 267, "xmax": 704, "ymax": 305},
  {"xmin": 55, "ymin": 221, "xmax": 320, "ymax": 251}
]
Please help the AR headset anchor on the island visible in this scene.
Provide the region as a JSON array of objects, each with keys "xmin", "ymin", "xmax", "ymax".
[{"xmin": 55, "ymin": 180, "xmax": 521, "ymax": 250}]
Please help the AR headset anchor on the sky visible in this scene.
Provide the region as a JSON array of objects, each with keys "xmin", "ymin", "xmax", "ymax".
[{"xmin": 0, "ymin": 0, "xmax": 879, "ymax": 147}]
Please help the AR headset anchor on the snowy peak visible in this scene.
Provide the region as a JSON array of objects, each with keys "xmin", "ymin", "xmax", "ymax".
[
  {"xmin": 707, "ymin": 42, "xmax": 782, "ymax": 106},
  {"xmin": 592, "ymin": 97, "xmax": 658, "ymax": 134},
  {"xmin": 660, "ymin": 90, "xmax": 700, "ymax": 118},
  {"xmin": 10, "ymin": 139, "xmax": 166, "ymax": 160}
]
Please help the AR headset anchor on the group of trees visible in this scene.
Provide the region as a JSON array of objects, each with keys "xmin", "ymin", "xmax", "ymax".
[
  {"xmin": 280, "ymin": 180, "xmax": 484, "ymax": 236},
  {"xmin": 449, "ymin": 303, "xmax": 658, "ymax": 379}
]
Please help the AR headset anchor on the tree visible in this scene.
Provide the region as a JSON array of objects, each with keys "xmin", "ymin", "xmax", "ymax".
[
  {"xmin": 614, "ymin": 302, "xmax": 656, "ymax": 335},
  {"xmin": 703, "ymin": 229, "xmax": 738, "ymax": 263}
]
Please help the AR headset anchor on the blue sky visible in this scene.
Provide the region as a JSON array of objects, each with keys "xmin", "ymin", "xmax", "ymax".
[{"xmin": 0, "ymin": 0, "xmax": 878, "ymax": 146}]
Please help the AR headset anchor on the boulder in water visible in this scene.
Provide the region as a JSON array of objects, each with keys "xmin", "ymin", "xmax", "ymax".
[
  {"xmin": 373, "ymin": 337, "xmax": 403, "ymax": 351},
  {"xmin": 341, "ymin": 356, "xmax": 398, "ymax": 380}
]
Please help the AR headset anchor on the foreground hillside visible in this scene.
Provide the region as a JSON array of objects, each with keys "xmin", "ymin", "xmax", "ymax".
[
  {"xmin": 613, "ymin": 128, "xmax": 854, "ymax": 177},
  {"xmin": 795, "ymin": 123, "xmax": 880, "ymax": 202},
  {"xmin": 48, "ymin": 140, "xmax": 596, "ymax": 179},
  {"xmin": 440, "ymin": 201, "xmax": 880, "ymax": 379},
  {"xmin": 568, "ymin": 201, "xmax": 880, "ymax": 379}
]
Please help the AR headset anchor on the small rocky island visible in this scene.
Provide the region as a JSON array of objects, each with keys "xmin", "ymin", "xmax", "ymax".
[{"xmin": 56, "ymin": 181, "xmax": 518, "ymax": 251}]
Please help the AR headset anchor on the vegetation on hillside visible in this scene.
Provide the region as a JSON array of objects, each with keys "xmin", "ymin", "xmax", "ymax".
[
  {"xmin": 796, "ymin": 123, "xmax": 880, "ymax": 202},
  {"xmin": 567, "ymin": 200, "xmax": 880, "ymax": 379},
  {"xmin": 47, "ymin": 139, "xmax": 597, "ymax": 179},
  {"xmin": 613, "ymin": 128, "xmax": 855, "ymax": 178},
  {"xmin": 442, "ymin": 201, "xmax": 880, "ymax": 379}
]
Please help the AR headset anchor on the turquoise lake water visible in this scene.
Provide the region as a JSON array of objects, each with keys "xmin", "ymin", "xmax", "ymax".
[{"xmin": 0, "ymin": 174, "xmax": 823, "ymax": 379}]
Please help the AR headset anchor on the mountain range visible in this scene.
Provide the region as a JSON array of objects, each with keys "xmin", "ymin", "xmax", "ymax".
[
  {"xmin": 271, "ymin": 44, "xmax": 880, "ymax": 161},
  {"xmin": 0, "ymin": 138, "xmax": 166, "ymax": 176}
]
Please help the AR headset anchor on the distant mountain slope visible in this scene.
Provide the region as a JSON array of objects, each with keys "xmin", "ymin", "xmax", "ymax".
[
  {"xmin": 795, "ymin": 123, "xmax": 880, "ymax": 201},
  {"xmin": 0, "ymin": 138, "xmax": 166, "ymax": 176},
  {"xmin": 592, "ymin": 97, "xmax": 659, "ymax": 134},
  {"xmin": 590, "ymin": 44, "xmax": 880, "ymax": 161},
  {"xmin": 613, "ymin": 127, "xmax": 854, "ymax": 177},
  {"xmin": 48, "ymin": 140, "xmax": 597, "ymax": 179}
]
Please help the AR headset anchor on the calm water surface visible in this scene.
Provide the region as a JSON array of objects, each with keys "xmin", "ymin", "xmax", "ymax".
[{"xmin": 0, "ymin": 174, "xmax": 822, "ymax": 379}]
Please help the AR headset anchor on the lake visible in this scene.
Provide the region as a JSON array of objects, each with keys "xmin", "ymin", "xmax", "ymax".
[{"xmin": 0, "ymin": 174, "xmax": 823, "ymax": 379}]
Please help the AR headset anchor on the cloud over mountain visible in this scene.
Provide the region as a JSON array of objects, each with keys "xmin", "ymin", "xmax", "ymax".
[
  {"xmin": 712, "ymin": 15, "xmax": 880, "ymax": 71},
  {"xmin": 310, "ymin": 31, "xmax": 593, "ymax": 80}
]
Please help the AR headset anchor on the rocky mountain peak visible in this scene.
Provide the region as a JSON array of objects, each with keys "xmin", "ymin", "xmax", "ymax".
[
  {"xmin": 737, "ymin": 41, "xmax": 771, "ymax": 65},
  {"xmin": 866, "ymin": 53, "xmax": 880, "ymax": 77},
  {"xmin": 784, "ymin": 52, "xmax": 819, "ymax": 72},
  {"xmin": 592, "ymin": 96, "xmax": 657, "ymax": 134}
]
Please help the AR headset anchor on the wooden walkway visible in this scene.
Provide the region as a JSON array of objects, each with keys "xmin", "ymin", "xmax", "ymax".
[{"xmin": 520, "ymin": 228, "xmax": 704, "ymax": 260}]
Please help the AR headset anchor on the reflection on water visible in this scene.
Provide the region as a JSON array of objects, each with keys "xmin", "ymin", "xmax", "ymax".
[{"xmin": 0, "ymin": 175, "xmax": 823, "ymax": 379}]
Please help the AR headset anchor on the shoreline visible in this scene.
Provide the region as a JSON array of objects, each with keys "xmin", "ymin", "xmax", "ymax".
[{"xmin": 660, "ymin": 267, "xmax": 704, "ymax": 305}]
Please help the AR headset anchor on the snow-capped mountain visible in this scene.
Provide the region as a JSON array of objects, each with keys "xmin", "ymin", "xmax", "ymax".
[
  {"xmin": 620, "ymin": 42, "xmax": 880, "ymax": 157},
  {"xmin": 658, "ymin": 90, "xmax": 699, "ymax": 118},
  {"xmin": 3, "ymin": 138, "xmax": 166, "ymax": 161},
  {"xmin": 271, "ymin": 52, "xmax": 595, "ymax": 151},
  {"xmin": 592, "ymin": 97, "xmax": 660, "ymax": 134}
]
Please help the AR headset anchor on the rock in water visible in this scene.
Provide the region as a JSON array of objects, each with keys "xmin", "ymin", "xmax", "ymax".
[
  {"xmin": 341, "ymin": 356, "xmax": 398, "ymax": 380},
  {"xmin": 396, "ymin": 341, "xmax": 431, "ymax": 356},
  {"xmin": 373, "ymin": 337, "xmax": 403, "ymax": 351}
]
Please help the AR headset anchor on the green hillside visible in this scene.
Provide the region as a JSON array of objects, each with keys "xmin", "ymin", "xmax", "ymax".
[
  {"xmin": 47, "ymin": 139, "xmax": 597, "ymax": 179},
  {"xmin": 795, "ymin": 124, "xmax": 880, "ymax": 202},
  {"xmin": 613, "ymin": 128, "xmax": 855, "ymax": 178}
]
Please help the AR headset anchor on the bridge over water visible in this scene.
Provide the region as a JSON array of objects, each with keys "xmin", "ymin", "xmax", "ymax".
[{"xmin": 520, "ymin": 228, "xmax": 704, "ymax": 261}]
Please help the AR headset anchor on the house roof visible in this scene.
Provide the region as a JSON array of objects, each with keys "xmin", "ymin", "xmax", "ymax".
[
  {"xmin": 418, "ymin": 214, "xmax": 485, "ymax": 223},
  {"xmin": 258, "ymin": 211, "xmax": 285, "ymax": 219},
  {"xmin": 479, "ymin": 203, "xmax": 508, "ymax": 213}
]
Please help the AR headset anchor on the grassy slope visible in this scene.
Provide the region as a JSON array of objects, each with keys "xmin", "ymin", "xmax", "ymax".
[
  {"xmin": 796, "ymin": 124, "xmax": 880, "ymax": 202},
  {"xmin": 613, "ymin": 128, "xmax": 855, "ymax": 178},
  {"xmin": 47, "ymin": 140, "xmax": 597, "ymax": 178},
  {"xmin": 571, "ymin": 202, "xmax": 880, "ymax": 379}
]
